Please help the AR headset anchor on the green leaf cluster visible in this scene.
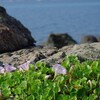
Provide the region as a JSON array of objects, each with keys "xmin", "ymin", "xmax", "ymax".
[{"xmin": 0, "ymin": 56, "xmax": 100, "ymax": 100}]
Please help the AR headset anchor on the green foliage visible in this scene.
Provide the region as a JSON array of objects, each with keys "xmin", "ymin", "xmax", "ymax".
[{"xmin": 0, "ymin": 56, "xmax": 100, "ymax": 100}]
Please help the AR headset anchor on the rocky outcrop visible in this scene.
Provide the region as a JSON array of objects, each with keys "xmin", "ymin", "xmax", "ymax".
[
  {"xmin": 80, "ymin": 35, "xmax": 98, "ymax": 43},
  {"xmin": 0, "ymin": 7, "xmax": 100, "ymax": 66},
  {"xmin": 0, "ymin": 43, "xmax": 100, "ymax": 66},
  {"xmin": 43, "ymin": 33, "xmax": 77, "ymax": 48},
  {"xmin": 0, "ymin": 6, "xmax": 36, "ymax": 53}
]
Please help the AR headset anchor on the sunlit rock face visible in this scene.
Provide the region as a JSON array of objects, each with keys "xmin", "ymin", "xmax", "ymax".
[{"xmin": 0, "ymin": 6, "xmax": 36, "ymax": 53}]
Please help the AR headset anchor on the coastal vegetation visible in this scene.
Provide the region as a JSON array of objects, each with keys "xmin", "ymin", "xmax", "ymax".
[
  {"xmin": 0, "ymin": 5, "xmax": 100, "ymax": 100},
  {"xmin": 0, "ymin": 56, "xmax": 99, "ymax": 100}
]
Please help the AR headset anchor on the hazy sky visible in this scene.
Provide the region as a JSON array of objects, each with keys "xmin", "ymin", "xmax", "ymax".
[{"xmin": 0, "ymin": 0, "xmax": 99, "ymax": 3}]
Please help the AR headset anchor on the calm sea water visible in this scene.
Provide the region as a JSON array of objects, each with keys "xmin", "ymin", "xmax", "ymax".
[{"xmin": 0, "ymin": 0, "xmax": 100, "ymax": 44}]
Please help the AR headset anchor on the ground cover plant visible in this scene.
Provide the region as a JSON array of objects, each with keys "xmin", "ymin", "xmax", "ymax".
[{"xmin": 0, "ymin": 56, "xmax": 100, "ymax": 100}]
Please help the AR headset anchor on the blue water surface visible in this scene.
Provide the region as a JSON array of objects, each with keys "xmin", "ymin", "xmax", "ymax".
[{"xmin": 0, "ymin": 0, "xmax": 100, "ymax": 44}]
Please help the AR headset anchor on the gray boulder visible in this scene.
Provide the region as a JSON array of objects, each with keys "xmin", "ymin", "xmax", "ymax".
[
  {"xmin": 0, "ymin": 6, "xmax": 36, "ymax": 53},
  {"xmin": 46, "ymin": 33, "xmax": 77, "ymax": 48}
]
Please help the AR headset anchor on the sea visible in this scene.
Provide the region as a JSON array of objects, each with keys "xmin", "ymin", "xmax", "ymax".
[{"xmin": 0, "ymin": 0, "xmax": 100, "ymax": 44}]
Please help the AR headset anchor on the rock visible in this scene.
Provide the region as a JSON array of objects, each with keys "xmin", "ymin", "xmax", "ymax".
[
  {"xmin": 1, "ymin": 42, "xmax": 100, "ymax": 66},
  {"xmin": 0, "ymin": 6, "xmax": 36, "ymax": 53},
  {"xmin": 0, "ymin": 6, "xmax": 6, "ymax": 14},
  {"xmin": 45, "ymin": 33, "xmax": 77, "ymax": 48},
  {"xmin": 41, "ymin": 43, "xmax": 100, "ymax": 65},
  {"xmin": 96, "ymin": 37, "xmax": 100, "ymax": 42},
  {"xmin": 0, "ymin": 46, "xmax": 58, "ymax": 66},
  {"xmin": 80, "ymin": 35, "xmax": 98, "ymax": 44}
]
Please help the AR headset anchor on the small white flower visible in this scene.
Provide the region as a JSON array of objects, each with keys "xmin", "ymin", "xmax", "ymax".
[{"xmin": 45, "ymin": 75, "xmax": 52, "ymax": 79}]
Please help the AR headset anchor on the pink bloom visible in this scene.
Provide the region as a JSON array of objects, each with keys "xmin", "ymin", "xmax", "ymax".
[
  {"xmin": 4, "ymin": 64, "xmax": 16, "ymax": 72},
  {"xmin": 0, "ymin": 67, "xmax": 5, "ymax": 74},
  {"xmin": 53, "ymin": 64, "xmax": 67, "ymax": 75},
  {"xmin": 17, "ymin": 61, "xmax": 30, "ymax": 71}
]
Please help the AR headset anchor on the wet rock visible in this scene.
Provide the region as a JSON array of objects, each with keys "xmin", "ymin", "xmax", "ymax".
[
  {"xmin": 0, "ymin": 6, "xmax": 36, "ymax": 53},
  {"xmin": 80, "ymin": 35, "xmax": 98, "ymax": 44},
  {"xmin": 45, "ymin": 33, "xmax": 77, "ymax": 48}
]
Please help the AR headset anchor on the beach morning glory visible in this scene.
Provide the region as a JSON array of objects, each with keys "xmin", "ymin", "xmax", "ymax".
[
  {"xmin": 4, "ymin": 64, "xmax": 16, "ymax": 72},
  {"xmin": 17, "ymin": 61, "xmax": 30, "ymax": 71},
  {"xmin": 53, "ymin": 64, "xmax": 67, "ymax": 75}
]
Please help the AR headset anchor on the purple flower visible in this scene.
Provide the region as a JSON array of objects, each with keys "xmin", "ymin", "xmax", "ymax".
[
  {"xmin": 0, "ymin": 66, "xmax": 5, "ymax": 74},
  {"xmin": 4, "ymin": 64, "xmax": 16, "ymax": 72},
  {"xmin": 53, "ymin": 64, "xmax": 67, "ymax": 75},
  {"xmin": 17, "ymin": 61, "xmax": 30, "ymax": 71}
]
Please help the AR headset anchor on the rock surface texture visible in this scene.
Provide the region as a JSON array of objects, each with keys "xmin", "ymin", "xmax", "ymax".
[
  {"xmin": 0, "ymin": 43, "xmax": 100, "ymax": 66},
  {"xmin": 0, "ymin": 6, "xmax": 35, "ymax": 53}
]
